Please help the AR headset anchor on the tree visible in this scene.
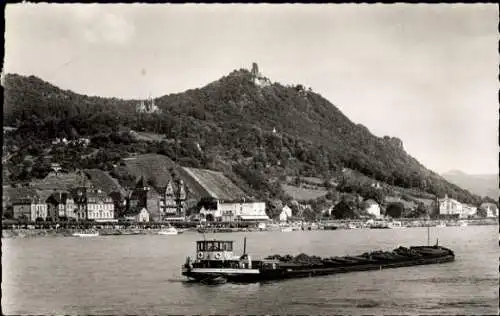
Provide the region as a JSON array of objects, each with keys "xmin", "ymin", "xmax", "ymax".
[
  {"xmin": 325, "ymin": 190, "xmax": 339, "ymax": 202},
  {"xmin": 331, "ymin": 198, "xmax": 358, "ymax": 219},
  {"xmin": 303, "ymin": 207, "xmax": 317, "ymax": 222},
  {"xmin": 289, "ymin": 203, "xmax": 300, "ymax": 217},
  {"xmin": 406, "ymin": 202, "xmax": 428, "ymax": 218},
  {"xmin": 386, "ymin": 202, "xmax": 404, "ymax": 218},
  {"xmin": 476, "ymin": 208, "xmax": 487, "ymax": 218},
  {"xmin": 294, "ymin": 175, "xmax": 302, "ymax": 186},
  {"xmin": 197, "ymin": 197, "xmax": 217, "ymax": 210},
  {"xmin": 323, "ymin": 179, "xmax": 333, "ymax": 190},
  {"xmin": 265, "ymin": 199, "xmax": 283, "ymax": 220}
]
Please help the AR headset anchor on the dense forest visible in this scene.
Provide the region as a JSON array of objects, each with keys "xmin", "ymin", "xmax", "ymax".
[{"xmin": 2, "ymin": 68, "xmax": 484, "ymax": 206}]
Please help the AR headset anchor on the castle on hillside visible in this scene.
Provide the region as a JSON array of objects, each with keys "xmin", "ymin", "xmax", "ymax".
[
  {"xmin": 136, "ymin": 95, "xmax": 161, "ymax": 114},
  {"xmin": 251, "ymin": 62, "xmax": 271, "ymax": 88}
]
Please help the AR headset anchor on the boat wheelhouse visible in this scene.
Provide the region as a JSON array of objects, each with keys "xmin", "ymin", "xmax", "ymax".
[
  {"xmin": 182, "ymin": 238, "xmax": 281, "ymax": 281},
  {"xmin": 185, "ymin": 239, "xmax": 265, "ymax": 269}
]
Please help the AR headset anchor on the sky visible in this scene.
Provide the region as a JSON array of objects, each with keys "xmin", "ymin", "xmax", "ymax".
[{"xmin": 3, "ymin": 4, "xmax": 498, "ymax": 175}]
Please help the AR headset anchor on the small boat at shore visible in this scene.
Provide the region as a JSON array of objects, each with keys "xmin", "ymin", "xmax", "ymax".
[
  {"xmin": 158, "ymin": 227, "xmax": 179, "ymax": 235},
  {"xmin": 389, "ymin": 221, "xmax": 405, "ymax": 229},
  {"xmin": 181, "ymin": 237, "xmax": 455, "ymax": 283},
  {"xmin": 72, "ymin": 230, "xmax": 99, "ymax": 237},
  {"xmin": 323, "ymin": 225, "xmax": 338, "ymax": 231},
  {"xmin": 369, "ymin": 222, "xmax": 391, "ymax": 229}
]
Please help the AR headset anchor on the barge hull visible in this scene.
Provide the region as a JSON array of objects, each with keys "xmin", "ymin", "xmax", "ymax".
[{"xmin": 182, "ymin": 254, "xmax": 455, "ymax": 283}]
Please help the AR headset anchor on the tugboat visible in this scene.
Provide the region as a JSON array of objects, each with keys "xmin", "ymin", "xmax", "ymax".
[{"xmin": 181, "ymin": 237, "xmax": 455, "ymax": 283}]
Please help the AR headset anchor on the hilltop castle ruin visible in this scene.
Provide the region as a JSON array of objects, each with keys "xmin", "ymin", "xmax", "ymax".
[
  {"xmin": 136, "ymin": 95, "xmax": 161, "ymax": 114},
  {"xmin": 250, "ymin": 62, "xmax": 271, "ymax": 88}
]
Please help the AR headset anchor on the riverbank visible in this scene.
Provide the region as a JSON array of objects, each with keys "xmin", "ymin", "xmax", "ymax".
[
  {"xmin": 1, "ymin": 228, "xmax": 193, "ymax": 239},
  {"xmin": 2, "ymin": 218, "xmax": 497, "ymax": 239}
]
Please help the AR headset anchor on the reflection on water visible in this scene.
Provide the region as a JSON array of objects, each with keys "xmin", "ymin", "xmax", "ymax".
[{"xmin": 2, "ymin": 225, "xmax": 498, "ymax": 315}]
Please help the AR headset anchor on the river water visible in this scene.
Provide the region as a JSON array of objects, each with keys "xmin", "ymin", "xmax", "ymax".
[{"xmin": 2, "ymin": 225, "xmax": 498, "ymax": 315}]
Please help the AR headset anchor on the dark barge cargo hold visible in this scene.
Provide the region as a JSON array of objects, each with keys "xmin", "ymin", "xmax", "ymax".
[{"xmin": 181, "ymin": 238, "xmax": 455, "ymax": 283}]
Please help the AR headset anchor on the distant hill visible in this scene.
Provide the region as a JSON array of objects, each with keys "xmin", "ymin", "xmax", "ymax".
[
  {"xmin": 441, "ymin": 170, "xmax": 498, "ymax": 199},
  {"xmin": 2, "ymin": 65, "xmax": 484, "ymax": 205}
]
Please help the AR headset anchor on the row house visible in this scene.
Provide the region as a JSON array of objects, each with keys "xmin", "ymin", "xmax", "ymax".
[
  {"xmin": 12, "ymin": 196, "xmax": 48, "ymax": 221},
  {"xmin": 74, "ymin": 188, "xmax": 115, "ymax": 221},
  {"xmin": 127, "ymin": 177, "xmax": 187, "ymax": 222},
  {"xmin": 127, "ymin": 177, "xmax": 161, "ymax": 221},
  {"xmin": 157, "ymin": 179, "xmax": 187, "ymax": 221},
  {"xmin": 124, "ymin": 207, "xmax": 150, "ymax": 223},
  {"xmin": 10, "ymin": 187, "xmax": 116, "ymax": 222},
  {"xmin": 46, "ymin": 192, "xmax": 76, "ymax": 221}
]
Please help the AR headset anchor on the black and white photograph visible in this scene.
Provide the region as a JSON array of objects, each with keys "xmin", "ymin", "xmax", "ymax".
[{"xmin": 2, "ymin": 3, "xmax": 498, "ymax": 315}]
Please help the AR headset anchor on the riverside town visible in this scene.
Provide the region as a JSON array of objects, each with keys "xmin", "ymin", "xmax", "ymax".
[{"xmin": 2, "ymin": 159, "xmax": 498, "ymax": 238}]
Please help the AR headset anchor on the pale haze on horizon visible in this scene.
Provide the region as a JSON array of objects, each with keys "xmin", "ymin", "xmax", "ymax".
[{"xmin": 3, "ymin": 4, "xmax": 498, "ymax": 176}]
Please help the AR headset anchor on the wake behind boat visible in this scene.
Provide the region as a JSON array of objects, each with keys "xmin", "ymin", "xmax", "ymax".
[{"xmin": 181, "ymin": 237, "xmax": 455, "ymax": 283}]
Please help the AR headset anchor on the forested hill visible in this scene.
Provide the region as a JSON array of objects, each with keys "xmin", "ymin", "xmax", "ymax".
[{"xmin": 2, "ymin": 66, "xmax": 482, "ymax": 205}]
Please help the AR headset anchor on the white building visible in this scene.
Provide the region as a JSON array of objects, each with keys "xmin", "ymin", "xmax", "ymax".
[
  {"xmin": 279, "ymin": 205, "xmax": 293, "ymax": 222},
  {"xmin": 199, "ymin": 206, "xmax": 221, "ymax": 222},
  {"xmin": 12, "ymin": 196, "xmax": 48, "ymax": 221},
  {"xmin": 461, "ymin": 204, "xmax": 477, "ymax": 219},
  {"xmin": 124, "ymin": 207, "xmax": 150, "ymax": 222},
  {"xmin": 480, "ymin": 203, "xmax": 499, "ymax": 218},
  {"xmin": 199, "ymin": 201, "xmax": 269, "ymax": 222},
  {"xmin": 136, "ymin": 96, "xmax": 161, "ymax": 114},
  {"xmin": 74, "ymin": 188, "xmax": 115, "ymax": 221},
  {"xmin": 438, "ymin": 195, "xmax": 464, "ymax": 217},
  {"xmin": 217, "ymin": 201, "xmax": 269, "ymax": 221},
  {"xmin": 364, "ymin": 199, "xmax": 381, "ymax": 218}
]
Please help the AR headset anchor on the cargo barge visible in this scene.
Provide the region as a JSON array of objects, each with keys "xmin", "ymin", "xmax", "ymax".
[{"xmin": 181, "ymin": 238, "xmax": 455, "ymax": 283}]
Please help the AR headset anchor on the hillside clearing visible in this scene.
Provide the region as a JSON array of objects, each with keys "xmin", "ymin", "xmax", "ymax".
[{"xmin": 282, "ymin": 184, "xmax": 328, "ymax": 201}]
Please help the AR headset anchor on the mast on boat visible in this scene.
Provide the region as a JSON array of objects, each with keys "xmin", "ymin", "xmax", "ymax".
[
  {"xmin": 427, "ymin": 223, "xmax": 430, "ymax": 246},
  {"xmin": 243, "ymin": 236, "xmax": 247, "ymax": 255}
]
